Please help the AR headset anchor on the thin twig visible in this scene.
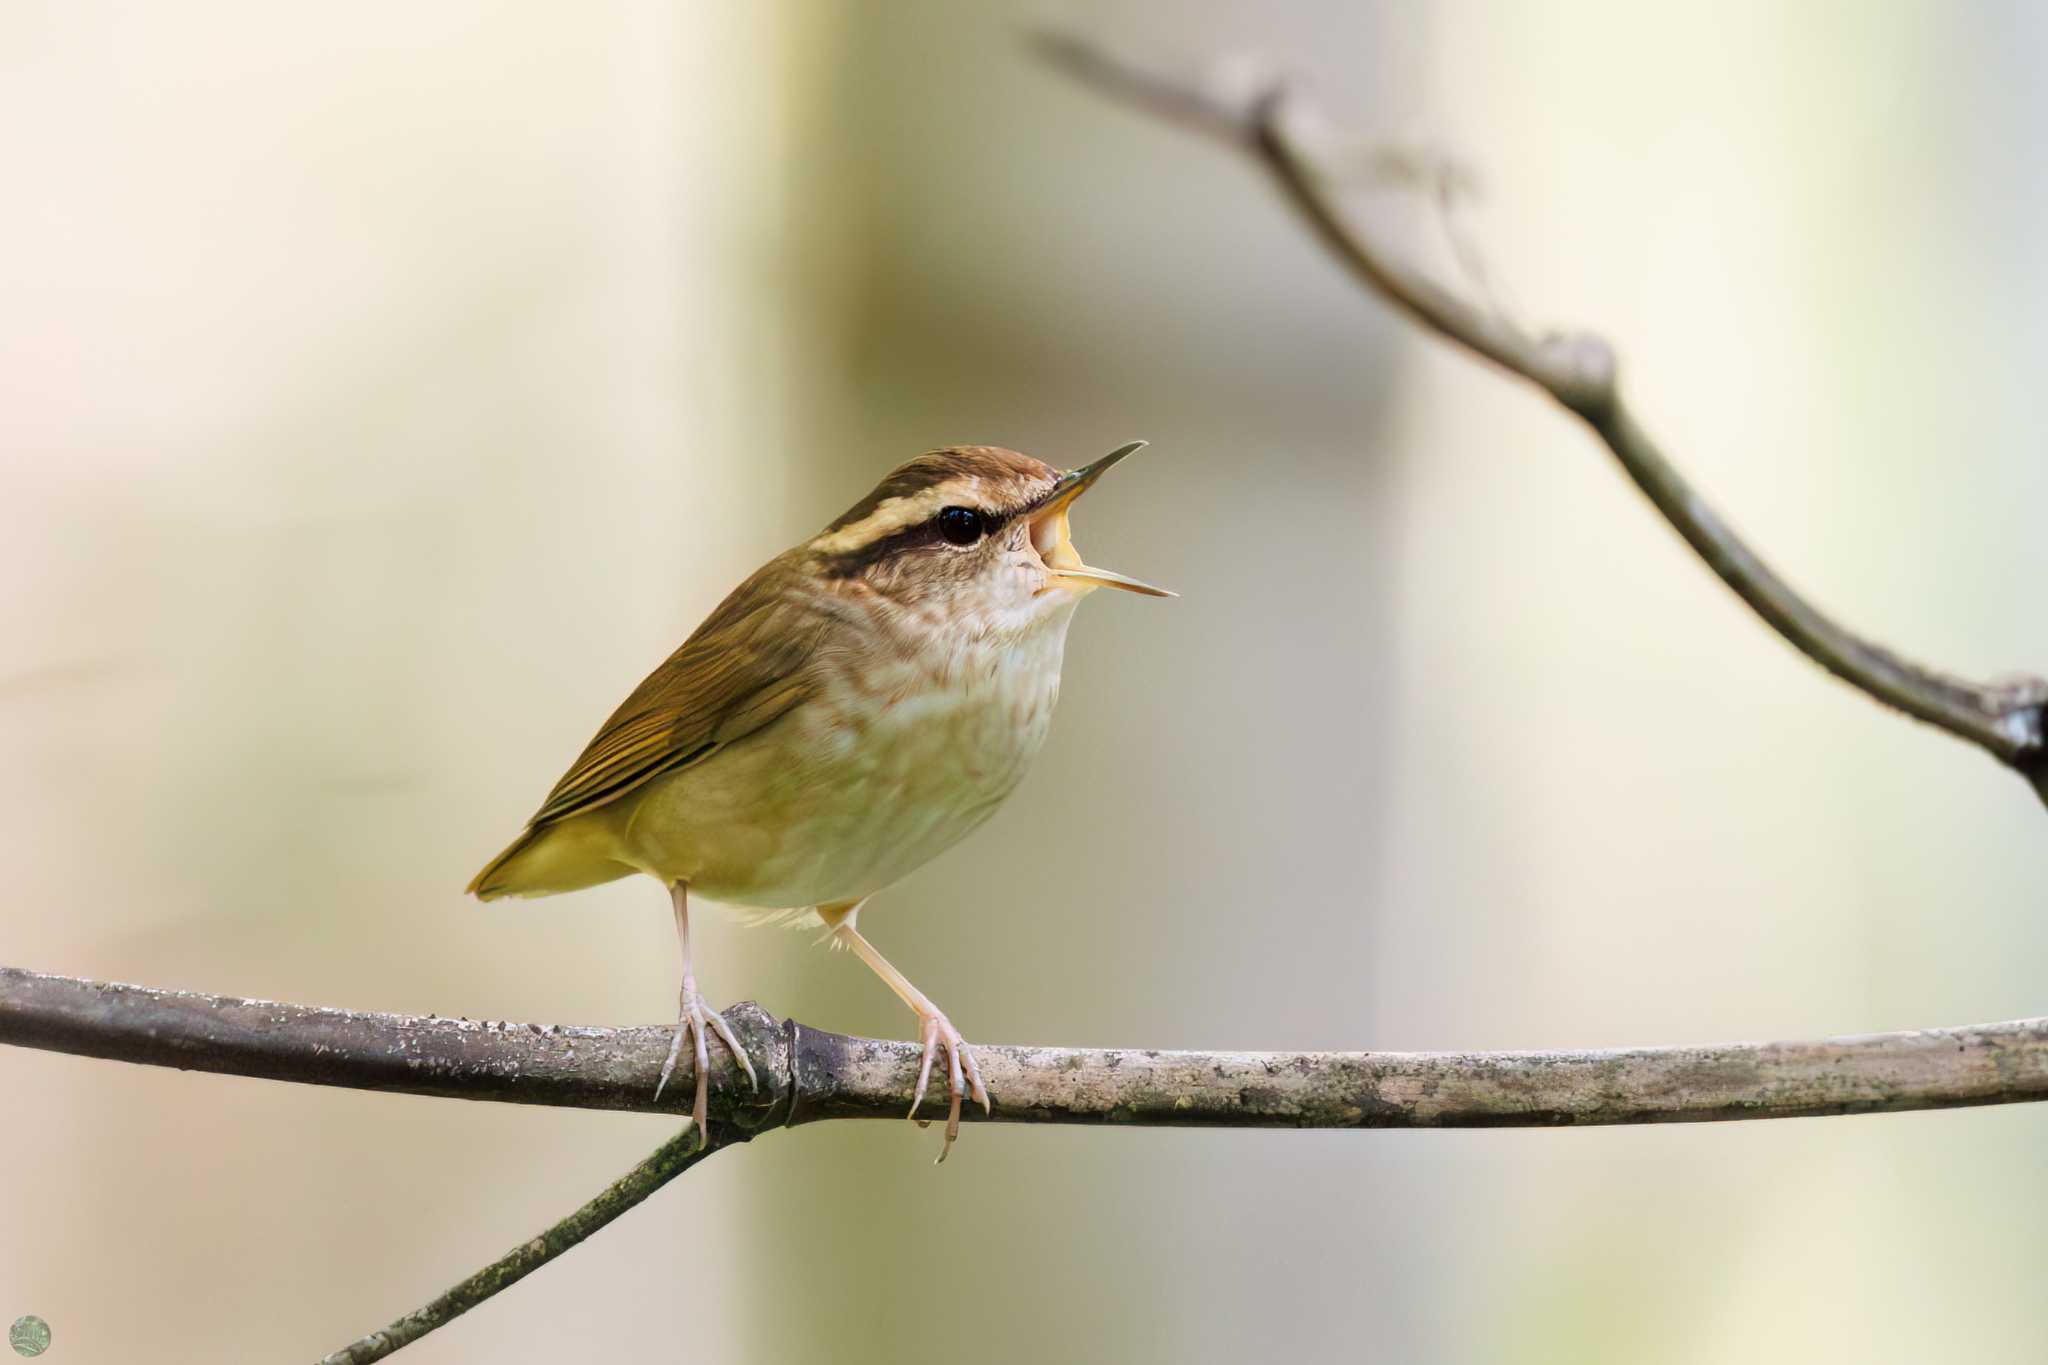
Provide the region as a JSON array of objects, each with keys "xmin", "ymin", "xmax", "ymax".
[
  {"xmin": 1032, "ymin": 33, "xmax": 2048, "ymax": 799},
  {"xmin": 17, "ymin": 45, "xmax": 2041, "ymax": 1361},
  {"xmin": 316, "ymin": 1130, "xmax": 726, "ymax": 1364}
]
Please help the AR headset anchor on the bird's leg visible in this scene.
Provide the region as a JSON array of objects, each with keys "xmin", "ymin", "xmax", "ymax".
[
  {"xmin": 654, "ymin": 880, "xmax": 757, "ymax": 1148},
  {"xmin": 818, "ymin": 899, "xmax": 989, "ymax": 1162}
]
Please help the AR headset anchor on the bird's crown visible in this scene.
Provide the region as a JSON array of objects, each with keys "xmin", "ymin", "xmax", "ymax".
[
  {"xmin": 797, "ymin": 441, "xmax": 1169, "ymax": 608},
  {"xmin": 810, "ymin": 446, "xmax": 1060, "ymax": 562}
]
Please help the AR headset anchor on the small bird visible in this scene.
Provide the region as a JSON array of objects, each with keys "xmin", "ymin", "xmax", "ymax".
[{"xmin": 469, "ymin": 442, "xmax": 1169, "ymax": 1156}]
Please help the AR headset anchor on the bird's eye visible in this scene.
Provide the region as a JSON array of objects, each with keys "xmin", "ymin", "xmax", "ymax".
[{"xmin": 936, "ymin": 506, "xmax": 985, "ymax": 546}]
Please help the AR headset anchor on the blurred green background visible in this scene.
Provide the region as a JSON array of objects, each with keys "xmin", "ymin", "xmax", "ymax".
[{"xmin": 6, "ymin": 2, "xmax": 2048, "ymax": 1361}]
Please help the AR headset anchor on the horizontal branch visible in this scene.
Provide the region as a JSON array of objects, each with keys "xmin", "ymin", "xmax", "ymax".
[
  {"xmin": 8, "ymin": 967, "xmax": 2048, "ymax": 1128},
  {"xmin": 18, "ymin": 964, "xmax": 2048, "ymax": 1360},
  {"xmin": 1033, "ymin": 33, "xmax": 2048, "ymax": 802}
]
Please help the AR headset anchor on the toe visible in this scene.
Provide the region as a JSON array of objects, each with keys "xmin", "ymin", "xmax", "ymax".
[
  {"xmin": 961, "ymin": 1045, "xmax": 991, "ymax": 1115},
  {"xmin": 909, "ymin": 1017, "xmax": 940, "ymax": 1120},
  {"xmin": 943, "ymin": 1084, "xmax": 963, "ymax": 1155},
  {"xmin": 943, "ymin": 1033, "xmax": 966, "ymax": 1145},
  {"xmin": 944, "ymin": 1032, "xmax": 966, "ymax": 1107},
  {"xmin": 909, "ymin": 1013, "xmax": 984, "ymax": 1159},
  {"xmin": 692, "ymin": 1011, "xmax": 711, "ymax": 1083},
  {"xmin": 705, "ymin": 1008, "xmax": 759, "ymax": 1092},
  {"xmin": 689, "ymin": 1017, "xmax": 711, "ymax": 1146},
  {"xmin": 654, "ymin": 1020, "xmax": 688, "ymax": 1102}
]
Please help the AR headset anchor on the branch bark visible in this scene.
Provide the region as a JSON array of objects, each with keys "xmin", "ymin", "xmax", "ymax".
[
  {"xmin": 14, "ymin": 965, "xmax": 2048, "ymax": 1360},
  {"xmin": 17, "ymin": 41, "xmax": 2042, "ymax": 1361},
  {"xmin": 9, "ymin": 967, "xmax": 2048, "ymax": 1129},
  {"xmin": 1032, "ymin": 33, "xmax": 2048, "ymax": 802}
]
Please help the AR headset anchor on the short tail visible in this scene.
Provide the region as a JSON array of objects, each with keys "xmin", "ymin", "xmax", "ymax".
[
  {"xmin": 467, "ymin": 820, "xmax": 635, "ymax": 901},
  {"xmin": 465, "ymin": 832, "xmax": 531, "ymax": 900}
]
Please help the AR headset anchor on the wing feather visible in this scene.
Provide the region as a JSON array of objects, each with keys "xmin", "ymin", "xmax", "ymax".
[{"xmin": 527, "ymin": 555, "xmax": 826, "ymax": 827}]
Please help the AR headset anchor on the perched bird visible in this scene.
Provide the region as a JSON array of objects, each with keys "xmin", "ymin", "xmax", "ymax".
[{"xmin": 469, "ymin": 442, "xmax": 1170, "ymax": 1156}]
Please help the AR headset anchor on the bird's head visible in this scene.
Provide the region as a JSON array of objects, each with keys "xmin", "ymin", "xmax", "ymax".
[{"xmin": 807, "ymin": 442, "xmax": 1172, "ymax": 632}]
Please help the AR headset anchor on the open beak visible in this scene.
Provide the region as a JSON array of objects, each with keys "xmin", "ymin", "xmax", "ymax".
[{"xmin": 1029, "ymin": 441, "xmax": 1176, "ymax": 598}]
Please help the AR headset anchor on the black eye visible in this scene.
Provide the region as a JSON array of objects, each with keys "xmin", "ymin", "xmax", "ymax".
[{"xmin": 936, "ymin": 505, "xmax": 985, "ymax": 546}]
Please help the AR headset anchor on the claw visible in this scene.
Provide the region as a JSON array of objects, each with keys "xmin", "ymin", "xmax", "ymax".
[
  {"xmin": 963, "ymin": 1046, "xmax": 991, "ymax": 1116},
  {"xmin": 654, "ymin": 982, "xmax": 752, "ymax": 1150},
  {"xmin": 827, "ymin": 919, "xmax": 992, "ymax": 1161},
  {"xmin": 911, "ymin": 1015, "xmax": 941, "ymax": 1117},
  {"xmin": 705, "ymin": 1007, "xmax": 760, "ymax": 1093},
  {"xmin": 909, "ymin": 1010, "xmax": 986, "ymax": 1163},
  {"xmin": 655, "ymin": 1023, "xmax": 687, "ymax": 1102}
]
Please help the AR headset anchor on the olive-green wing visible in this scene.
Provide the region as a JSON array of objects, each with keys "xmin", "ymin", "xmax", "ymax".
[{"xmin": 527, "ymin": 556, "xmax": 826, "ymax": 828}]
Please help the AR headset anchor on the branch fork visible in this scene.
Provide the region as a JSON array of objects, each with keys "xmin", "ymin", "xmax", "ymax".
[
  {"xmin": 15, "ymin": 31, "xmax": 2048, "ymax": 1363},
  {"xmin": 1038, "ymin": 34, "xmax": 2048, "ymax": 793}
]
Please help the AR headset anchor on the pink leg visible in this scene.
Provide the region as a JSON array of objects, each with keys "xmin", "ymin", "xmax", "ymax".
[
  {"xmin": 654, "ymin": 881, "xmax": 757, "ymax": 1148},
  {"xmin": 819, "ymin": 900, "xmax": 989, "ymax": 1162}
]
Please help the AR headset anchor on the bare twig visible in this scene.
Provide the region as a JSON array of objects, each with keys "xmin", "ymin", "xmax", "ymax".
[
  {"xmin": 15, "ymin": 43, "xmax": 2040, "ymax": 1362},
  {"xmin": 12, "ymin": 965, "xmax": 2048, "ymax": 1359},
  {"xmin": 316, "ymin": 1129, "xmax": 726, "ymax": 1365},
  {"xmin": 1032, "ymin": 33, "xmax": 2048, "ymax": 800}
]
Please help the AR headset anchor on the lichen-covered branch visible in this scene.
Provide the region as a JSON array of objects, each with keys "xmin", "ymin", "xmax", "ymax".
[
  {"xmin": 1033, "ymin": 33, "xmax": 2048, "ymax": 801},
  {"xmin": 19, "ymin": 44, "xmax": 2041, "ymax": 1365},
  {"xmin": 8, "ymin": 967, "xmax": 2048, "ymax": 1129},
  {"xmin": 316, "ymin": 1129, "xmax": 728, "ymax": 1365},
  {"xmin": 12, "ymin": 963, "xmax": 2048, "ymax": 1362}
]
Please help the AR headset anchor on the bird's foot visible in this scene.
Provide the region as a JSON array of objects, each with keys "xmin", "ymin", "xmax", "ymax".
[
  {"xmin": 910, "ymin": 1008, "xmax": 991, "ymax": 1163},
  {"xmin": 654, "ymin": 979, "xmax": 758, "ymax": 1149}
]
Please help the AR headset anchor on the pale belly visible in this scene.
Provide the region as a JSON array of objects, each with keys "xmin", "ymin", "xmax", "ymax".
[{"xmin": 613, "ymin": 631, "xmax": 1066, "ymax": 909}]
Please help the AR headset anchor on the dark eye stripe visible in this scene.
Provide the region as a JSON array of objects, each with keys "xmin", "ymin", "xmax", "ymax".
[{"xmin": 817, "ymin": 504, "xmax": 1020, "ymax": 578}]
